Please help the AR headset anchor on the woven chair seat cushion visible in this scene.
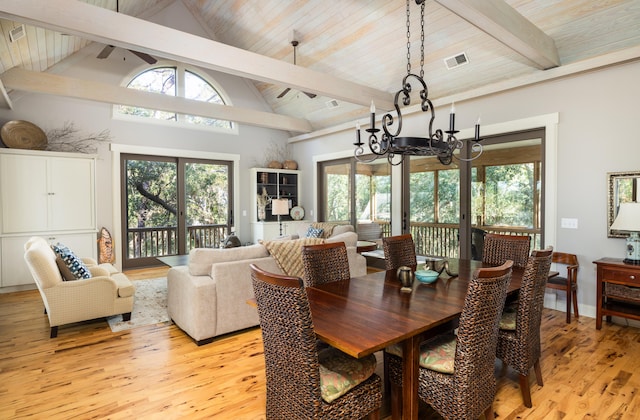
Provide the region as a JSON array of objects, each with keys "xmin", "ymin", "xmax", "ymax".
[
  {"xmin": 386, "ymin": 333, "xmax": 457, "ymax": 374},
  {"xmin": 499, "ymin": 303, "xmax": 518, "ymax": 330},
  {"xmin": 318, "ymin": 347, "xmax": 378, "ymax": 403}
]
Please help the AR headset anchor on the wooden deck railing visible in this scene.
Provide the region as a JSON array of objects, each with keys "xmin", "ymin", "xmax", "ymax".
[
  {"xmin": 127, "ymin": 224, "xmax": 228, "ymax": 258},
  {"xmin": 128, "ymin": 222, "xmax": 539, "ymax": 260},
  {"xmin": 374, "ymin": 221, "xmax": 541, "ymax": 259}
]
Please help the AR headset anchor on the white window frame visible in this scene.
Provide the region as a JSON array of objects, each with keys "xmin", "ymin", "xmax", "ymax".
[{"xmin": 112, "ymin": 61, "xmax": 238, "ymax": 135}]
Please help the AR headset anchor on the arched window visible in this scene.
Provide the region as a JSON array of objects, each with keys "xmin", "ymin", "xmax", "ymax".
[{"xmin": 115, "ymin": 65, "xmax": 233, "ymax": 131}]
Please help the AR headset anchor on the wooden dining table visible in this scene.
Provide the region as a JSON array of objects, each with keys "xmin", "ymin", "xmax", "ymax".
[{"xmin": 306, "ymin": 258, "xmax": 524, "ymax": 420}]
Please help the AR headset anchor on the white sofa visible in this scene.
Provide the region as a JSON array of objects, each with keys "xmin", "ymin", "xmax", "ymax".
[{"xmin": 167, "ymin": 228, "xmax": 366, "ymax": 345}]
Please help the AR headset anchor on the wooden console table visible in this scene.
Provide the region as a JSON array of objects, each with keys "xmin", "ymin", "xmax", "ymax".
[{"xmin": 593, "ymin": 258, "xmax": 640, "ymax": 329}]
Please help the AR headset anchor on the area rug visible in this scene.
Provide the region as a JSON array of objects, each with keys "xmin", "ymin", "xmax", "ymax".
[{"xmin": 107, "ymin": 277, "xmax": 171, "ymax": 332}]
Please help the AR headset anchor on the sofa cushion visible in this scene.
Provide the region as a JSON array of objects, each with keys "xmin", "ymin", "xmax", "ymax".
[
  {"xmin": 51, "ymin": 243, "xmax": 92, "ymax": 279},
  {"xmin": 189, "ymin": 244, "xmax": 269, "ymax": 276},
  {"xmin": 263, "ymin": 237, "xmax": 325, "ymax": 278},
  {"xmin": 332, "ymin": 224, "xmax": 354, "ymax": 235},
  {"xmin": 326, "ymin": 231, "xmax": 358, "ymax": 248}
]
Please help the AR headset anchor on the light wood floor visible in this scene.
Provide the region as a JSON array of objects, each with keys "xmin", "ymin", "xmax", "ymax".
[{"xmin": 2, "ymin": 266, "xmax": 640, "ymax": 419}]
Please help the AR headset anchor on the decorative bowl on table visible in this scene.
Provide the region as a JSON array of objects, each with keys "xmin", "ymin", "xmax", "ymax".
[{"xmin": 414, "ymin": 269, "xmax": 440, "ymax": 284}]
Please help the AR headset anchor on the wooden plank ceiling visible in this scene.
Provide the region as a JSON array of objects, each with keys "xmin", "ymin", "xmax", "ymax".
[{"xmin": 0, "ymin": 0, "xmax": 638, "ymax": 135}]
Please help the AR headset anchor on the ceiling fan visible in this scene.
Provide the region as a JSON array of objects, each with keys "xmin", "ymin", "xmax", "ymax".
[
  {"xmin": 277, "ymin": 39, "xmax": 316, "ymax": 99},
  {"xmin": 97, "ymin": 0, "xmax": 157, "ymax": 65}
]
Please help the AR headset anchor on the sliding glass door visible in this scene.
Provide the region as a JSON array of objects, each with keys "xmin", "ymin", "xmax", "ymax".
[
  {"xmin": 121, "ymin": 154, "xmax": 233, "ymax": 268},
  {"xmin": 402, "ymin": 128, "xmax": 544, "ymax": 259},
  {"xmin": 318, "ymin": 157, "xmax": 391, "ymax": 237}
]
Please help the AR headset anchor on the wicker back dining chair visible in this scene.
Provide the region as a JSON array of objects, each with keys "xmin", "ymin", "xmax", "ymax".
[
  {"xmin": 249, "ymin": 264, "xmax": 382, "ymax": 419},
  {"xmin": 382, "ymin": 234, "xmax": 417, "ymax": 271},
  {"xmin": 547, "ymin": 252, "xmax": 579, "ymax": 323},
  {"xmin": 483, "ymin": 233, "xmax": 531, "ymax": 268},
  {"xmin": 387, "ymin": 260, "xmax": 514, "ymax": 420},
  {"xmin": 496, "ymin": 247, "xmax": 553, "ymax": 408},
  {"xmin": 301, "ymin": 242, "xmax": 351, "ymax": 287}
]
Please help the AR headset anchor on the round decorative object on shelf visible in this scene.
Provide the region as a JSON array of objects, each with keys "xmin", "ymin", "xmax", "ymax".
[
  {"xmin": 1, "ymin": 120, "xmax": 47, "ymax": 150},
  {"xmin": 283, "ymin": 160, "xmax": 298, "ymax": 170},
  {"xmin": 267, "ymin": 160, "xmax": 283, "ymax": 169},
  {"xmin": 290, "ymin": 206, "xmax": 304, "ymax": 221}
]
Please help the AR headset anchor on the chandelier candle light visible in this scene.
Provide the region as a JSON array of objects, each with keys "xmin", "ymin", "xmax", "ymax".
[{"xmin": 354, "ymin": 0, "xmax": 483, "ymax": 166}]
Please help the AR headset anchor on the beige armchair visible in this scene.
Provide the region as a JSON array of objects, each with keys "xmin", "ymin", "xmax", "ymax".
[{"xmin": 23, "ymin": 237, "xmax": 135, "ymax": 338}]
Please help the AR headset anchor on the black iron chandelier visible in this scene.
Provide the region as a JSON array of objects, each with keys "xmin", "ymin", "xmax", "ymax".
[{"xmin": 354, "ymin": 0, "xmax": 482, "ymax": 166}]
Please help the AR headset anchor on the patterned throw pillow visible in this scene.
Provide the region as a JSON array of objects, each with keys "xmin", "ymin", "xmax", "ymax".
[
  {"xmin": 55, "ymin": 256, "xmax": 77, "ymax": 281},
  {"xmin": 306, "ymin": 226, "xmax": 324, "ymax": 238},
  {"xmin": 51, "ymin": 243, "xmax": 92, "ymax": 280}
]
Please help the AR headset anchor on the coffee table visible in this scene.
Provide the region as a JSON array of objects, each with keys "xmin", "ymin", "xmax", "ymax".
[
  {"xmin": 157, "ymin": 254, "xmax": 189, "ymax": 267},
  {"xmin": 356, "ymin": 240, "xmax": 378, "ymax": 253}
]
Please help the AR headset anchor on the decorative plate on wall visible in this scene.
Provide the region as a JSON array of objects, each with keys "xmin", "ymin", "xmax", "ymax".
[{"xmin": 290, "ymin": 206, "xmax": 304, "ymax": 220}]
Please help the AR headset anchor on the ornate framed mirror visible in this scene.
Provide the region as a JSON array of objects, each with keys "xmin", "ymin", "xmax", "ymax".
[{"xmin": 607, "ymin": 170, "xmax": 640, "ymax": 238}]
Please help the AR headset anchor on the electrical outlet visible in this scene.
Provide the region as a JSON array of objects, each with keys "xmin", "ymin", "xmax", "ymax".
[{"xmin": 560, "ymin": 218, "xmax": 578, "ymax": 229}]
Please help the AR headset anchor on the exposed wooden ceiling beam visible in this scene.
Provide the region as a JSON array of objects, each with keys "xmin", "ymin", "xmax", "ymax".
[
  {"xmin": 434, "ymin": 0, "xmax": 560, "ymax": 70},
  {"xmin": 1, "ymin": 68, "xmax": 313, "ymax": 133},
  {"xmin": 0, "ymin": 0, "xmax": 394, "ymax": 111},
  {"xmin": 0, "ymin": 78, "xmax": 13, "ymax": 109}
]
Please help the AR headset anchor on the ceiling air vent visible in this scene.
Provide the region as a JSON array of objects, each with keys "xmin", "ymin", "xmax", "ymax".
[
  {"xmin": 444, "ymin": 52, "xmax": 469, "ymax": 70},
  {"xmin": 325, "ymin": 99, "xmax": 339, "ymax": 109},
  {"xmin": 9, "ymin": 25, "xmax": 25, "ymax": 43}
]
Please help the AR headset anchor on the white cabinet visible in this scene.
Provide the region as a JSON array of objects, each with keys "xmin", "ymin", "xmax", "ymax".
[
  {"xmin": 1, "ymin": 233, "xmax": 96, "ymax": 287},
  {"xmin": 251, "ymin": 220, "xmax": 308, "ymax": 243},
  {"xmin": 0, "ymin": 152, "xmax": 95, "ymax": 233},
  {"xmin": 0, "ymin": 149, "xmax": 97, "ymax": 289},
  {"xmin": 250, "ymin": 168, "xmax": 303, "ymax": 243}
]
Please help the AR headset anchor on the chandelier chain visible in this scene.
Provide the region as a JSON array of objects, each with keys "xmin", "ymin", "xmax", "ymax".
[
  {"xmin": 406, "ymin": 0, "xmax": 411, "ymax": 75},
  {"xmin": 420, "ymin": 0, "xmax": 425, "ymax": 78}
]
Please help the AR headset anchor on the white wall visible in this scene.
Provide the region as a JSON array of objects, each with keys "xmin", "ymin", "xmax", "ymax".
[{"xmin": 290, "ymin": 59, "xmax": 640, "ymax": 319}]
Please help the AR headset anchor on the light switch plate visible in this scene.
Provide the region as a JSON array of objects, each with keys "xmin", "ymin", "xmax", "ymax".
[{"xmin": 560, "ymin": 218, "xmax": 578, "ymax": 229}]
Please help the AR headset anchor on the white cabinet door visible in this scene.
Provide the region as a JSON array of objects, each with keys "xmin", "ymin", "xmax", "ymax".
[
  {"xmin": 1, "ymin": 233, "xmax": 97, "ymax": 287},
  {"xmin": 46, "ymin": 233, "xmax": 97, "ymax": 260},
  {"xmin": 0, "ymin": 154, "xmax": 48, "ymax": 233},
  {"xmin": 251, "ymin": 222, "xmax": 280, "ymax": 243},
  {"xmin": 48, "ymin": 157, "xmax": 95, "ymax": 231},
  {"xmin": 0, "ymin": 153, "xmax": 95, "ymax": 234},
  {"xmin": 1, "ymin": 236, "xmax": 33, "ymax": 287},
  {"xmin": 251, "ymin": 221, "xmax": 310, "ymax": 243}
]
